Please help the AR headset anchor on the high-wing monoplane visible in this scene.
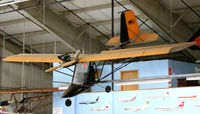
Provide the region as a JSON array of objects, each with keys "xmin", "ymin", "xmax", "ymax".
[{"xmin": 3, "ymin": 10, "xmax": 200, "ymax": 107}]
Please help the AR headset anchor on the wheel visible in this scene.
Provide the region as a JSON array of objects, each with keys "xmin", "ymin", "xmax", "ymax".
[
  {"xmin": 65, "ymin": 99, "xmax": 72, "ymax": 107},
  {"xmin": 105, "ymin": 86, "xmax": 111, "ymax": 93}
]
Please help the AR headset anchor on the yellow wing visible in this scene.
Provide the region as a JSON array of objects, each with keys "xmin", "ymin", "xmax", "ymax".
[
  {"xmin": 3, "ymin": 54, "xmax": 62, "ymax": 63},
  {"xmin": 2, "ymin": 42, "xmax": 195, "ymax": 64},
  {"xmin": 78, "ymin": 42, "xmax": 195, "ymax": 62}
]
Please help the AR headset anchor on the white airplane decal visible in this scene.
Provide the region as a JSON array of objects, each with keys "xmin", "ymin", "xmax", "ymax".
[
  {"xmin": 116, "ymin": 95, "xmax": 136, "ymax": 103},
  {"xmin": 155, "ymin": 101, "xmax": 184, "ymax": 111},
  {"xmin": 90, "ymin": 103, "xmax": 110, "ymax": 111},
  {"xmin": 178, "ymin": 95, "xmax": 200, "ymax": 100},
  {"xmin": 145, "ymin": 92, "xmax": 169, "ymax": 99},
  {"xmin": 124, "ymin": 101, "xmax": 149, "ymax": 111},
  {"xmin": 79, "ymin": 96, "xmax": 99, "ymax": 105}
]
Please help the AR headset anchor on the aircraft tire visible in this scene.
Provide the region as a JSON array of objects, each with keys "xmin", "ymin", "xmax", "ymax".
[
  {"xmin": 65, "ymin": 99, "xmax": 72, "ymax": 107},
  {"xmin": 105, "ymin": 86, "xmax": 111, "ymax": 93}
]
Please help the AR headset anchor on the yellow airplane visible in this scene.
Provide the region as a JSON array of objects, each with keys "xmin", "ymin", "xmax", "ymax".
[{"xmin": 2, "ymin": 10, "xmax": 200, "ymax": 106}]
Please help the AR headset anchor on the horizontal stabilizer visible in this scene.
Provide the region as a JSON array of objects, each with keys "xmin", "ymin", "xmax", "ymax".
[
  {"xmin": 188, "ymin": 28, "xmax": 200, "ymax": 50},
  {"xmin": 106, "ymin": 33, "xmax": 158, "ymax": 46}
]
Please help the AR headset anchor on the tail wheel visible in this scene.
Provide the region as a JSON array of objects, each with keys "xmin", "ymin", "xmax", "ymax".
[
  {"xmin": 105, "ymin": 86, "xmax": 111, "ymax": 93},
  {"xmin": 65, "ymin": 99, "xmax": 72, "ymax": 107}
]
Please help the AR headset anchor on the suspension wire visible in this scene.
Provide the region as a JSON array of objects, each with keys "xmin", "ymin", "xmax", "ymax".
[
  {"xmin": 21, "ymin": 22, "xmax": 26, "ymax": 99},
  {"xmin": 66, "ymin": 67, "xmax": 74, "ymax": 73},
  {"xmin": 7, "ymin": 6, "xmax": 39, "ymax": 54},
  {"xmin": 54, "ymin": 70, "xmax": 73, "ymax": 77},
  {"xmin": 0, "ymin": 29, "xmax": 39, "ymax": 53},
  {"xmin": 89, "ymin": 26, "xmax": 91, "ymax": 54},
  {"xmin": 170, "ymin": 0, "xmax": 173, "ymax": 34},
  {"xmin": 42, "ymin": 0, "xmax": 46, "ymax": 81},
  {"xmin": 0, "ymin": 25, "xmax": 6, "ymax": 102},
  {"xmin": 100, "ymin": 58, "xmax": 134, "ymax": 80},
  {"xmin": 180, "ymin": 0, "xmax": 200, "ymax": 18},
  {"xmin": 54, "ymin": 0, "xmax": 110, "ymax": 39}
]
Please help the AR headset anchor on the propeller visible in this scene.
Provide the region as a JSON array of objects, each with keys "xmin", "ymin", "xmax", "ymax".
[{"xmin": 45, "ymin": 50, "xmax": 81, "ymax": 72}]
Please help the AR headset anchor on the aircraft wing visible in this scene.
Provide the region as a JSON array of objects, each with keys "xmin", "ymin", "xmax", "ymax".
[
  {"xmin": 2, "ymin": 54, "xmax": 62, "ymax": 63},
  {"xmin": 78, "ymin": 42, "xmax": 195, "ymax": 62},
  {"xmin": 2, "ymin": 42, "xmax": 195, "ymax": 64},
  {"xmin": 2, "ymin": 54, "xmax": 88, "ymax": 63}
]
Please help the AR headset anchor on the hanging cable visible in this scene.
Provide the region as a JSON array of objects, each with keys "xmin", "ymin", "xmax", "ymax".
[
  {"xmin": 180, "ymin": 0, "xmax": 200, "ymax": 18},
  {"xmin": 54, "ymin": 0, "xmax": 110, "ymax": 39},
  {"xmin": 89, "ymin": 26, "xmax": 91, "ymax": 54},
  {"xmin": 21, "ymin": 22, "xmax": 26, "ymax": 99},
  {"xmin": 170, "ymin": 0, "xmax": 173, "ymax": 34}
]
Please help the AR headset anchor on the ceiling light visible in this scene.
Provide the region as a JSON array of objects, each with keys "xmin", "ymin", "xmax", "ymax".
[{"xmin": 0, "ymin": 0, "xmax": 29, "ymax": 7}]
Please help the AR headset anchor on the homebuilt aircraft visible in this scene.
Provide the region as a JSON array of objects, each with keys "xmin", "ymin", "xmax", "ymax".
[{"xmin": 2, "ymin": 10, "xmax": 200, "ymax": 106}]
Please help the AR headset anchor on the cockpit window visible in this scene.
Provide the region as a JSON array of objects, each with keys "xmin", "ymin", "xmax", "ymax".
[{"xmin": 72, "ymin": 62, "xmax": 90, "ymax": 84}]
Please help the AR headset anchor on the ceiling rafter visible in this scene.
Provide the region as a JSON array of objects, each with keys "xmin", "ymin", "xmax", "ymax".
[
  {"xmin": 9, "ymin": 30, "xmax": 48, "ymax": 38},
  {"xmin": 14, "ymin": 0, "xmax": 106, "ymax": 53},
  {"xmin": 0, "ymin": 18, "xmax": 28, "ymax": 26},
  {"xmin": 59, "ymin": 0, "xmax": 129, "ymax": 15},
  {"xmin": 173, "ymin": 6, "xmax": 200, "ymax": 13}
]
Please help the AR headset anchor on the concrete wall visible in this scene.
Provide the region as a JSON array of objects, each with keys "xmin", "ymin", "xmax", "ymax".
[{"xmin": 0, "ymin": 47, "xmax": 53, "ymax": 114}]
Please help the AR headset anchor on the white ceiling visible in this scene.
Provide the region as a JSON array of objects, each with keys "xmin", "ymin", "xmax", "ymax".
[{"xmin": 0, "ymin": 0, "xmax": 199, "ymax": 57}]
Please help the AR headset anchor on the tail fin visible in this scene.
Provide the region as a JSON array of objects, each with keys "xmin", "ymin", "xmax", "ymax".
[
  {"xmin": 144, "ymin": 101, "xmax": 150, "ymax": 108},
  {"xmin": 188, "ymin": 28, "xmax": 200, "ymax": 50},
  {"xmin": 166, "ymin": 92, "xmax": 169, "ymax": 95},
  {"xmin": 120, "ymin": 10, "xmax": 139, "ymax": 43},
  {"xmin": 96, "ymin": 96, "xmax": 99, "ymax": 101},
  {"xmin": 131, "ymin": 96, "xmax": 136, "ymax": 101},
  {"xmin": 178, "ymin": 101, "xmax": 184, "ymax": 108},
  {"xmin": 105, "ymin": 103, "xmax": 110, "ymax": 109}
]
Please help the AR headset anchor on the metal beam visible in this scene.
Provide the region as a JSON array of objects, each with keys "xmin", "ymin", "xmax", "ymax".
[
  {"xmin": 9, "ymin": 30, "xmax": 48, "ymax": 39},
  {"xmin": 0, "ymin": 35, "xmax": 22, "ymax": 54},
  {"xmin": 188, "ymin": 22, "xmax": 200, "ymax": 28},
  {"xmin": 0, "ymin": 88, "xmax": 64, "ymax": 94},
  {"xmin": 16, "ymin": 1, "xmax": 106, "ymax": 53},
  {"xmin": 59, "ymin": 0, "xmax": 129, "ymax": 15},
  {"xmin": 31, "ymin": 41, "xmax": 62, "ymax": 48},
  {"xmin": 173, "ymin": 6, "xmax": 200, "ymax": 13},
  {"xmin": 86, "ymin": 14, "xmax": 146, "ymax": 26},
  {"xmin": 0, "ymin": 18, "xmax": 28, "ymax": 26}
]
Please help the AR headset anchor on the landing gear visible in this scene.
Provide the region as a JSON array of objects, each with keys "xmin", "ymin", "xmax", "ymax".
[
  {"xmin": 105, "ymin": 86, "xmax": 111, "ymax": 93},
  {"xmin": 65, "ymin": 99, "xmax": 72, "ymax": 107}
]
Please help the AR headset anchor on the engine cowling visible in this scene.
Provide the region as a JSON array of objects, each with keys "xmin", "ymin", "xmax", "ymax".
[{"xmin": 58, "ymin": 53, "xmax": 71, "ymax": 62}]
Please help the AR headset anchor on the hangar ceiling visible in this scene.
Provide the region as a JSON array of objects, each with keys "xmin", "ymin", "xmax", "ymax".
[{"xmin": 0, "ymin": 0, "xmax": 199, "ymax": 62}]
